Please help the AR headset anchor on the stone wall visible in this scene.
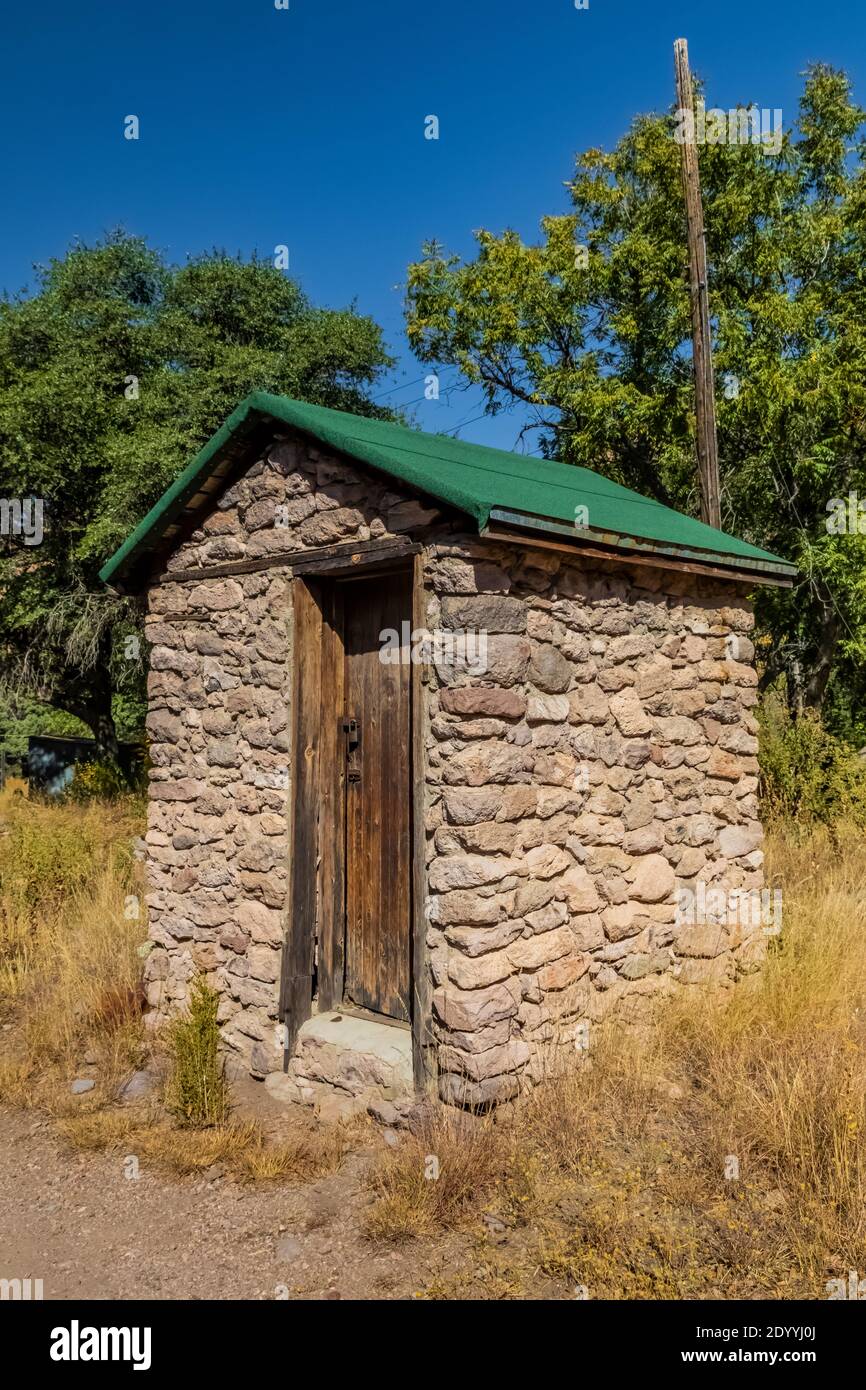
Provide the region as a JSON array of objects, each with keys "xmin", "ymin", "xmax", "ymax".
[
  {"xmin": 141, "ymin": 430, "xmax": 436, "ymax": 1073},
  {"xmin": 420, "ymin": 542, "xmax": 764, "ymax": 1106},
  {"xmin": 141, "ymin": 428, "xmax": 765, "ymax": 1105}
]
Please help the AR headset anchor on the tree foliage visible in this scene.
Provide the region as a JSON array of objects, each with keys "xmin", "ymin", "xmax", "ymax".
[
  {"xmin": 0, "ymin": 232, "xmax": 394, "ymax": 756},
  {"xmin": 405, "ymin": 65, "xmax": 866, "ymax": 737}
]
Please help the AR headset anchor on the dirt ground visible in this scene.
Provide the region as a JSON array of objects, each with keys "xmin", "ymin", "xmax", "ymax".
[{"xmin": 0, "ymin": 1103, "xmax": 466, "ymax": 1302}]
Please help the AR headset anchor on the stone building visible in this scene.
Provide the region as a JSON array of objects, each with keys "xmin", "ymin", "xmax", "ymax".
[{"xmin": 101, "ymin": 392, "xmax": 795, "ymax": 1111}]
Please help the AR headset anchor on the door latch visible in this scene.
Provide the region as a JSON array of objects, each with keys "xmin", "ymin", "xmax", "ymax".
[{"xmin": 342, "ymin": 717, "xmax": 361, "ymax": 781}]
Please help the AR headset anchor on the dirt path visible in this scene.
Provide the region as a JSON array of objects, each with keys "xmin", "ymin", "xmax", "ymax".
[{"xmin": 0, "ymin": 1107, "xmax": 458, "ymax": 1301}]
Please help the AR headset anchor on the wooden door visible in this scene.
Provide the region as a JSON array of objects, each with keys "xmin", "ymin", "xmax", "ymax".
[{"xmin": 341, "ymin": 571, "xmax": 412, "ymax": 1021}]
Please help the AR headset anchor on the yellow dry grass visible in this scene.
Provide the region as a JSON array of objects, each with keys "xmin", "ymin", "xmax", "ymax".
[
  {"xmin": 0, "ymin": 786, "xmax": 359, "ymax": 1189},
  {"xmin": 364, "ymin": 1106, "xmax": 512, "ymax": 1241},
  {"xmin": 368, "ymin": 823, "xmax": 866, "ymax": 1300},
  {"xmin": 3, "ymin": 784, "xmax": 865, "ymax": 1279},
  {"xmin": 0, "ymin": 783, "xmax": 146, "ymax": 1101},
  {"xmin": 57, "ymin": 1107, "xmax": 354, "ymax": 1183},
  {"xmin": 660, "ymin": 823, "xmax": 866, "ymax": 1270}
]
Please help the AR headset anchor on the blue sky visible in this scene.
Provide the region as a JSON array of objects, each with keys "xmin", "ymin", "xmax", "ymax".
[{"xmin": 3, "ymin": 0, "xmax": 864, "ymax": 452}]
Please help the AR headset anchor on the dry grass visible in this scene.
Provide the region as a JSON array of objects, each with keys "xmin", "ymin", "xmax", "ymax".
[
  {"xmin": 364, "ymin": 1106, "xmax": 511, "ymax": 1241},
  {"xmin": 660, "ymin": 823, "xmax": 866, "ymax": 1273},
  {"xmin": 57, "ymin": 1107, "xmax": 353, "ymax": 1183},
  {"xmin": 0, "ymin": 783, "xmax": 146, "ymax": 1101},
  {"xmin": 369, "ymin": 822, "xmax": 866, "ymax": 1300},
  {"xmin": 238, "ymin": 1120, "xmax": 356, "ymax": 1183},
  {"xmin": 516, "ymin": 1032, "xmax": 660, "ymax": 1178},
  {"xmin": 0, "ymin": 786, "xmax": 357, "ymax": 1189},
  {"xmin": 4, "ymin": 782, "xmax": 866, "ymax": 1285}
]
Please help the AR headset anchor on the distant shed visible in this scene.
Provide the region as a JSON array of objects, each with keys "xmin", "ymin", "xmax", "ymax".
[{"xmin": 26, "ymin": 735, "xmax": 141, "ymax": 797}]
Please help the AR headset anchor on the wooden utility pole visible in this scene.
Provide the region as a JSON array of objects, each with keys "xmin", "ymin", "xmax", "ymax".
[{"xmin": 674, "ymin": 38, "xmax": 722, "ymax": 530}]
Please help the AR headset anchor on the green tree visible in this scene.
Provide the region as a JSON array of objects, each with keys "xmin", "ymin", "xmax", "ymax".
[
  {"xmin": 405, "ymin": 65, "xmax": 866, "ymax": 736},
  {"xmin": 0, "ymin": 232, "xmax": 394, "ymax": 758}
]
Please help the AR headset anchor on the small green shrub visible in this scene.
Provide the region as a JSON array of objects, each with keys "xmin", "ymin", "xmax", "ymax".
[
  {"xmin": 759, "ymin": 701, "xmax": 866, "ymax": 826},
  {"xmin": 166, "ymin": 975, "xmax": 230, "ymax": 1128}
]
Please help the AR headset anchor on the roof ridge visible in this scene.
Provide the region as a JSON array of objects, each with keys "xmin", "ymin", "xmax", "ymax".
[{"xmin": 99, "ymin": 391, "xmax": 796, "ymax": 586}]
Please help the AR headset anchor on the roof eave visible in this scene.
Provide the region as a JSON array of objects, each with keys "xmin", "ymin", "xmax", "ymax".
[{"xmin": 484, "ymin": 509, "xmax": 797, "ymax": 587}]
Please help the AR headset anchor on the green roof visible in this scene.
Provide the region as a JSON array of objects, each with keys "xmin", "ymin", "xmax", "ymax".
[{"xmin": 99, "ymin": 391, "xmax": 796, "ymax": 586}]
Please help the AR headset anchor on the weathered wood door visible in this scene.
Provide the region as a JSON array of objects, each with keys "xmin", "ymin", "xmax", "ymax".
[{"xmin": 341, "ymin": 571, "xmax": 412, "ymax": 1020}]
